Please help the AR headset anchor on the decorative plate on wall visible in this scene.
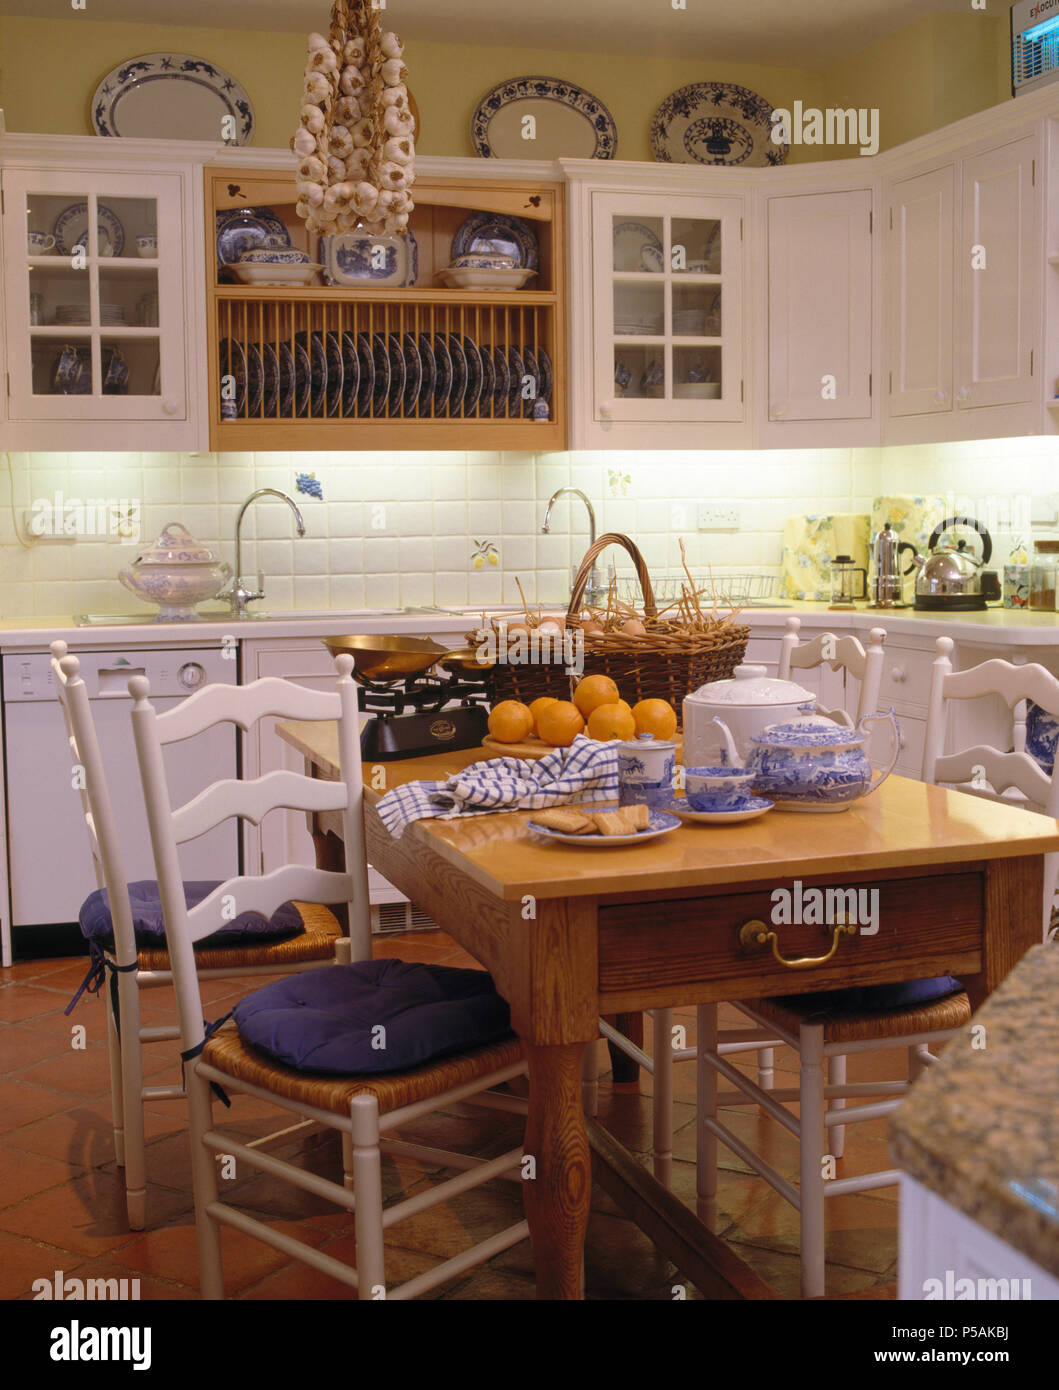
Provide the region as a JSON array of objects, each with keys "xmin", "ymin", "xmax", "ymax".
[
  {"xmin": 471, "ymin": 76, "xmax": 617, "ymax": 160},
  {"xmin": 91, "ymin": 53, "xmax": 254, "ymax": 145},
  {"xmin": 650, "ymin": 83, "xmax": 787, "ymax": 167}
]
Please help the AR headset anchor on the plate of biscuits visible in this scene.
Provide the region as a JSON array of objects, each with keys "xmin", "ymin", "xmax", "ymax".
[{"xmin": 527, "ymin": 805, "xmax": 680, "ymax": 846}]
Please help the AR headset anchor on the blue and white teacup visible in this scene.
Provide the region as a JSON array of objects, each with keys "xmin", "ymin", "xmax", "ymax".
[
  {"xmin": 28, "ymin": 231, "xmax": 56, "ymax": 255},
  {"xmin": 618, "ymin": 733, "xmax": 677, "ymax": 808},
  {"xmin": 136, "ymin": 235, "xmax": 158, "ymax": 258},
  {"xmin": 685, "ymin": 765, "xmax": 755, "ymax": 811}
]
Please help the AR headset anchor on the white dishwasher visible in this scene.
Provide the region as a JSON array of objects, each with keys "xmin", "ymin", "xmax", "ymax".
[{"xmin": 4, "ymin": 647, "xmax": 239, "ymax": 945}]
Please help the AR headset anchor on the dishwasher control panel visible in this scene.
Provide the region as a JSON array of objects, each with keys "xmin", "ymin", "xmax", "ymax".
[{"xmin": 3, "ymin": 647, "xmax": 237, "ymax": 701}]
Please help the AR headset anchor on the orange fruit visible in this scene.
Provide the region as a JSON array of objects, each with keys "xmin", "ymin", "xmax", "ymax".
[
  {"xmin": 586, "ymin": 701, "xmax": 637, "ymax": 742},
  {"xmin": 528, "ymin": 696, "xmax": 559, "ymax": 736},
  {"xmin": 536, "ymin": 700, "xmax": 586, "ymax": 747},
  {"xmin": 487, "ymin": 700, "xmax": 534, "ymax": 743},
  {"xmin": 632, "ymin": 698, "xmax": 678, "ymax": 741},
  {"xmin": 573, "ymin": 673, "xmax": 620, "ymax": 718}
]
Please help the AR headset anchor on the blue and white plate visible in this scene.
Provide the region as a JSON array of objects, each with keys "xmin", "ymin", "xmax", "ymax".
[
  {"xmin": 664, "ymin": 796, "xmax": 774, "ymax": 825},
  {"xmin": 613, "ymin": 220, "xmax": 662, "ymax": 273},
  {"xmin": 452, "ymin": 212, "xmax": 539, "ymax": 271},
  {"xmin": 370, "ymin": 334, "xmax": 391, "ymax": 416},
  {"xmin": 277, "ymin": 342, "xmax": 295, "ymax": 417},
  {"xmin": 340, "ymin": 332, "xmax": 360, "ymax": 416},
  {"xmin": 245, "ymin": 342, "xmax": 264, "ymax": 417},
  {"xmin": 507, "ymin": 345, "xmax": 527, "ymax": 416},
  {"xmin": 478, "ymin": 344, "xmax": 495, "ymax": 418},
  {"xmin": 431, "ymin": 334, "xmax": 452, "ymax": 415},
  {"xmin": 401, "ymin": 334, "xmax": 422, "ymax": 416},
  {"xmin": 294, "ymin": 331, "xmax": 327, "ymax": 417},
  {"xmin": 536, "ymin": 344, "xmax": 553, "ymax": 403},
  {"xmin": 260, "ymin": 343, "xmax": 279, "ymax": 418},
  {"xmin": 218, "ymin": 337, "xmax": 246, "ymax": 414},
  {"xmin": 470, "ymin": 76, "xmax": 617, "ymax": 160},
  {"xmin": 91, "ymin": 52, "xmax": 254, "ymax": 144},
  {"xmin": 521, "ymin": 346, "xmax": 542, "ymax": 418},
  {"xmin": 383, "ymin": 334, "xmax": 405, "ymax": 416},
  {"xmin": 650, "ymin": 82, "xmax": 788, "ymax": 167},
  {"xmin": 461, "ymin": 335, "xmax": 483, "ymax": 415},
  {"xmin": 527, "ymin": 809, "xmax": 680, "ymax": 846},
  {"xmin": 492, "ymin": 345, "xmax": 510, "ymax": 417},
  {"xmin": 356, "ymin": 333, "xmax": 376, "ymax": 416},
  {"xmin": 292, "ymin": 339, "xmax": 312, "ymax": 417},
  {"xmin": 416, "ymin": 334, "xmax": 436, "ymax": 417},
  {"xmin": 322, "ymin": 331, "xmax": 344, "ymax": 418},
  {"xmin": 216, "ymin": 207, "xmax": 289, "ymax": 271},
  {"xmin": 446, "ymin": 334, "xmax": 467, "ymax": 416},
  {"xmin": 53, "ymin": 201, "xmax": 125, "ymax": 257},
  {"xmin": 320, "ymin": 231, "xmax": 418, "ymax": 288}
]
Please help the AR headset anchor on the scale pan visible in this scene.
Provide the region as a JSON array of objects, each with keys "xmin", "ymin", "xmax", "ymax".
[
  {"xmin": 322, "ymin": 634, "xmax": 449, "ymax": 682},
  {"xmin": 435, "ymin": 645, "xmax": 496, "ymax": 672}
]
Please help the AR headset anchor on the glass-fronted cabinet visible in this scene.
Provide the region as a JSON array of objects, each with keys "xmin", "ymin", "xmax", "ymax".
[
  {"xmin": 1, "ymin": 162, "xmax": 194, "ymax": 441},
  {"xmin": 591, "ymin": 191, "xmax": 744, "ymax": 428}
]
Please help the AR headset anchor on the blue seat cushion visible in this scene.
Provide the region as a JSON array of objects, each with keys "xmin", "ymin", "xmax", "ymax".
[
  {"xmin": 813, "ymin": 975, "xmax": 964, "ymax": 1012},
  {"xmin": 232, "ymin": 959, "xmax": 513, "ymax": 1074},
  {"xmin": 79, "ymin": 880, "xmax": 304, "ymax": 950}
]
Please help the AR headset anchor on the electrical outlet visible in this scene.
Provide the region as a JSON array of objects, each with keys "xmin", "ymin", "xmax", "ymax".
[
  {"xmin": 697, "ymin": 504, "xmax": 740, "ymax": 530},
  {"xmin": 23, "ymin": 508, "xmax": 73, "ymax": 542}
]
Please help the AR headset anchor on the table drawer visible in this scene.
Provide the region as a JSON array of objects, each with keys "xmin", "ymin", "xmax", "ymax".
[{"xmin": 597, "ymin": 869, "xmax": 983, "ymax": 1010}]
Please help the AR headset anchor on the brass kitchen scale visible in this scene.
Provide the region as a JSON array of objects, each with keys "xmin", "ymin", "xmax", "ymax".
[{"xmin": 322, "ymin": 634, "xmax": 492, "ymax": 760}]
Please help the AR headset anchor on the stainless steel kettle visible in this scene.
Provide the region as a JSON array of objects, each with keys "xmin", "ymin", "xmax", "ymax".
[{"xmin": 911, "ymin": 516, "xmax": 1001, "ymax": 611}]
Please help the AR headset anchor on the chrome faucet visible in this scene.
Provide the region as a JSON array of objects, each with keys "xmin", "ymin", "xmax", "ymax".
[
  {"xmin": 228, "ymin": 488, "xmax": 306, "ymax": 616},
  {"xmin": 541, "ymin": 487, "xmax": 603, "ymax": 605}
]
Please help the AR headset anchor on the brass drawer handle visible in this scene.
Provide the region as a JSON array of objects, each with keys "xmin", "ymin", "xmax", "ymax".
[{"xmin": 738, "ymin": 918, "xmax": 858, "ymax": 970}]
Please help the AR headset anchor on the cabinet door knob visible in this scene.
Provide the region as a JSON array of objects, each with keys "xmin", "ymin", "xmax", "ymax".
[
  {"xmin": 599, "ymin": 400, "xmax": 614, "ymax": 419},
  {"xmin": 162, "ymin": 397, "xmax": 181, "ymax": 416},
  {"xmin": 933, "ymin": 389, "xmax": 949, "ymax": 406},
  {"xmin": 890, "ymin": 665, "xmax": 906, "ymax": 683},
  {"xmin": 956, "ymin": 386, "xmax": 971, "ymax": 405},
  {"xmin": 770, "ymin": 403, "xmax": 789, "ymax": 419}
]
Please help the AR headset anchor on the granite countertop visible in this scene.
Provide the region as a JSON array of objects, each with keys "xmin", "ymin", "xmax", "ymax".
[{"xmin": 890, "ymin": 943, "xmax": 1059, "ymax": 1277}]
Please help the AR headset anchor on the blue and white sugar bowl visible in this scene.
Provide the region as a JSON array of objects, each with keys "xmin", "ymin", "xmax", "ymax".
[
  {"xmin": 617, "ymin": 732, "xmax": 677, "ymax": 808},
  {"xmin": 713, "ymin": 704, "xmax": 900, "ymax": 812}
]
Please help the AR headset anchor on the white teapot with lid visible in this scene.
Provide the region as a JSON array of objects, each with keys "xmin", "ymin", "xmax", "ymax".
[{"xmin": 682, "ymin": 663, "xmax": 816, "ymax": 767}]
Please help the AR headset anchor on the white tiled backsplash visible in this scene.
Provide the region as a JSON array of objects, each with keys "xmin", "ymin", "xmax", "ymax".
[{"xmin": 1, "ymin": 438, "xmax": 1056, "ymax": 617}]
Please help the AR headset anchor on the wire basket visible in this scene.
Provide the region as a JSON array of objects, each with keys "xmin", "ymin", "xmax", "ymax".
[{"xmin": 614, "ymin": 571, "xmax": 778, "ymax": 607}]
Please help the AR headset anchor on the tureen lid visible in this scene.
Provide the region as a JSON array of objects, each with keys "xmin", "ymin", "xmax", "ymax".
[
  {"xmin": 749, "ymin": 708, "xmax": 865, "ymax": 749},
  {"xmin": 617, "ymin": 732, "xmax": 677, "ymax": 752},
  {"xmin": 685, "ymin": 663, "xmax": 815, "ymax": 707},
  {"xmin": 134, "ymin": 522, "xmax": 217, "ymax": 566}
]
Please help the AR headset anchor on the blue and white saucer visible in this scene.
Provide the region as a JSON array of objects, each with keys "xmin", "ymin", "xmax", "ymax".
[
  {"xmin": 527, "ymin": 809, "xmax": 680, "ymax": 846},
  {"xmin": 665, "ymin": 796, "xmax": 774, "ymax": 825}
]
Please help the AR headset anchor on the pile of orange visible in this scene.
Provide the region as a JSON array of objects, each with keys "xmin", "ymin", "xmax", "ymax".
[{"xmin": 486, "ymin": 676, "xmax": 678, "ymax": 748}]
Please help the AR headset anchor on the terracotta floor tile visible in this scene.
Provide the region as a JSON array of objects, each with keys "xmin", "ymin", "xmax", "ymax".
[
  {"xmin": 2, "ymin": 1106, "xmax": 121, "ymax": 1167},
  {"xmin": 441, "ymin": 1266, "xmax": 538, "ymax": 1300},
  {"xmin": 383, "ymin": 1182, "xmax": 527, "ymax": 1262},
  {"xmin": 730, "ymin": 1185, "xmax": 897, "ymax": 1274},
  {"xmin": 2, "ymin": 958, "xmax": 80, "ymax": 983},
  {"xmin": 12, "ymin": 1257, "xmax": 199, "ymax": 1302},
  {"xmin": 0, "ymin": 1171, "xmax": 190, "ymax": 1256},
  {"xmin": 0, "ymin": 984, "xmax": 68, "ymax": 1024},
  {"xmin": 0, "ymin": 1078, "xmax": 82, "ymax": 1134},
  {"xmin": 238, "ymin": 1233, "xmax": 441, "ymax": 1300},
  {"xmin": 1, "ymin": 1021, "xmax": 91, "ymax": 1069},
  {"xmin": 0, "ymin": 1145, "xmax": 87, "ymax": 1210},
  {"xmin": 0, "ymin": 1227, "xmax": 89, "ymax": 1300},
  {"xmin": 13, "ymin": 1048, "xmax": 114, "ymax": 1099}
]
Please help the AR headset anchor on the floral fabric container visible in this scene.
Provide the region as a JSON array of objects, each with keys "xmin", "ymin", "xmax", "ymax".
[{"xmin": 779, "ymin": 514, "xmax": 870, "ymax": 601}]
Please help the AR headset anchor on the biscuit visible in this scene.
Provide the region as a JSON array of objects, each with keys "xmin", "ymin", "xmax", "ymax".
[{"xmin": 535, "ymin": 808, "xmax": 594, "ymax": 834}]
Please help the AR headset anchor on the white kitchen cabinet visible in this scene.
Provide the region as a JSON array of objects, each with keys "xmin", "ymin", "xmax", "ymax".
[
  {"xmin": 765, "ymin": 188, "xmax": 875, "ymax": 429},
  {"xmin": 956, "ymin": 136, "xmax": 1040, "ymax": 413},
  {"xmin": 887, "ymin": 164, "xmax": 956, "ymax": 418},
  {"xmin": 0, "ymin": 134, "xmax": 209, "ymax": 450},
  {"xmin": 564, "ymin": 162, "xmax": 749, "ymax": 449},
  {"xmin": 899, "ymin": 1174, "xmax": 1059, "ymax": 1300}
]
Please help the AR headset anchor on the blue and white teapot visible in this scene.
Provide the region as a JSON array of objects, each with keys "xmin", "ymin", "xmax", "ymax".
[{"xmin": 712, "ymin": 704, "xmax": 900, "ymax": 813}]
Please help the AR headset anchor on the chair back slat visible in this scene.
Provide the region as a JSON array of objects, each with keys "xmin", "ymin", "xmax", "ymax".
[
  {"xmin": 154, "ymin": 676, "xmax": 342, "ymax": 744},
  {"xmin": 172, "ymin": 769, "xmax": 351, "ymax": 844},
  {"xmin": 923, "ymin": 635, "xmax": 1059, "ymax": 937},
  {"xmin": 130, "ymin": 654, "xmax": 369, "ymax": 1052},
  {"xmin": 186, "ymin": 867, "xmax": 355, "ymax": 945},
  {"xmin": 50, "ymin": 640, "xmax": 138, "ymax": 968},
  {"xmin": 777, "ymin": 617, "xmax": 887, "ymax": 721}
]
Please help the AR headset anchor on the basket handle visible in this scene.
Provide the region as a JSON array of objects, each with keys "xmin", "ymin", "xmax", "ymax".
[{"xmin": 566, "ymin": 532, "xmax": 657, "ymax": 621}]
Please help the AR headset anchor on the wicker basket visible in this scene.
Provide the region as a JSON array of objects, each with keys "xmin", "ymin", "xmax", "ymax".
[{"xmin": 487, "ymin": 533, "xmax": 749, "ymax": 723}]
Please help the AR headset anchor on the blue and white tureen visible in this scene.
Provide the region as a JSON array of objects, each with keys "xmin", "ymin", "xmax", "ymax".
[{"xmin": 713, "ymin": 704, "xmax": 900, "ymax": 812}]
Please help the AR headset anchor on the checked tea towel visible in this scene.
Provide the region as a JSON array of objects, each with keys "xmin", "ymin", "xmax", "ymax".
[{"xmin": 376, "ymin": 735, "xmax": 620, "ymax": 839}]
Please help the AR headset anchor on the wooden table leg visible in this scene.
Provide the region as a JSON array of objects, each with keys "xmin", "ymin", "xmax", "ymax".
[
  {"xmin": 966, "ymin": 854, "xmax": 1043, "ymax": 1010},
  {"xmin": 604, "ymin": 1011, "xmax": 643, "ymax": 1084},
  {"xmin": 523, "ymin": 1041, "xmax": 591, "ymax": 1300}
]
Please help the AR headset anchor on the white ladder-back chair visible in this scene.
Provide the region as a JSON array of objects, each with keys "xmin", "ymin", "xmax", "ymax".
[
  {"xmin": 130, "ymin": 655, "xmax": 530, "ymax": 1299},
  {"xmin": 51, "ymin": 640, "xmax": 348, "ymax": 1230},
  {"xmin": 923, "ymin": 635, "xmax": 1059, "ymax": 938},
  {"xmin": 777, "ymin": 616, "xmax": 887, "ymax": 724}
]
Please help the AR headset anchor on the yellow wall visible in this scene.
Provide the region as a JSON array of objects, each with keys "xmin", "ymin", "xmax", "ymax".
[{"xmin": 0, "ymin": 11, "xmax": 1014, "ymax": 164}]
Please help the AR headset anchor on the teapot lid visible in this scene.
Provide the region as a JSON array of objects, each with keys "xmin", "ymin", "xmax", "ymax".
[
  {"xmin": 750, "ymin": 706, "xmax": 865, "ymax": 749},
  {"xmin": 685, "ymin": 663, "xmax": 815, "ymax": 707},
  {"xmin": 617, "ymin": 731, "xmax": 677, "ymax": 753},
  {"xmin": 134, "ymin": 522, "xmax": 217, "ymax": 566}
]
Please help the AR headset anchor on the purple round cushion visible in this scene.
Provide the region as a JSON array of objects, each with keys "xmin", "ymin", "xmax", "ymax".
[{"xmin": 79, "ymin": 880, "xmax": 304, "ymax": 949}]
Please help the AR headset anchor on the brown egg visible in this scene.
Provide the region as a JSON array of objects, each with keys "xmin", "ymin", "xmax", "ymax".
[
  {"xmin": 622, "ymin": 618, "xmax": 647, "ymax": 636},
  {"xmin": 537, "ymin": 616, "xmax": 565, "ymax": 635},
  {"xmin": 581, "ymin": 620, "xmax": 603, "ymax": 635}
]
